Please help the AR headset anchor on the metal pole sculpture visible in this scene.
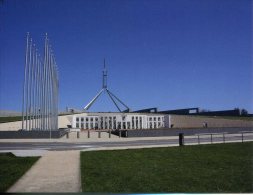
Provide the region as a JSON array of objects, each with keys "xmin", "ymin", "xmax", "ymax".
[
  {"xmin": 22, "ymin": 33, "xmax": 59, "ymax": 131},
  {"xmin": 83, "ymin": 59, "xmax": 130, "ymax": 112}
]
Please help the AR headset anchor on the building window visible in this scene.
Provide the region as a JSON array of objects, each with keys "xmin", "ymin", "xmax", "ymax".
[
  {"xmin": 117, "ymin": 122, "xmax": 121, "ymax": 129},
  {"xmin": 158, "ymin": 117, "xmax": 160, "ymax": 121},
  {"xmin": 76, "ymin": 117, "xmax": 79, "ymax": 122},
  {"xmin": 81, "ymin": 117, "xmax": 84, "ymax": 121},
  {"xmin": 76, "ymin": 123, "xmax": 79, "ymax": 128},
  {"xmin": 86, "ymin": 118, "xmax": 89, "ymax": 122},
  {"xmin": 81, "ymin": 123, "xmax": 84, "ymax": 128},
  {"xmin": 86, "ymin": 124, "xmax": 88, "ymax": 129},
  {"xmin": 149, "ymin": 117, "xmax": 152, "ymax": 121},
  {"xmin": 91, "ymin": 117, "xmax": 93, "ymax": 121},
  {"xmin": 154, "ymin": 117, "xmax": 156, "ymax": 121}
]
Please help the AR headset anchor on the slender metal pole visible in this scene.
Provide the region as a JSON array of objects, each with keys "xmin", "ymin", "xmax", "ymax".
[
  {"xmin": 31, "ymin": 46, "xmax": 37, "ymax": 130},
  {"xmin": 106, "ymin": 89, "xmax": 121, "ymax": 112},
  {"xmin": 31, "ymin": 44, "xmax": 36, "ymax": 130},
  {"xmin": 42, "ymin": 34, "xmax": 48, "ymax": 130},
  {"xmin": 107, "ymin": 90, "xmax": 130, "ymax": 110},
  {"xmin": 37, "ymin": 56, "xmax": 41, "ymax": 130},
  {"xmin": 35, "ymin": 50, "xmax": 39, "ymax": 130},
  {"xmin": 22, "ymin": 33, "xmax": 29, "ymax": 130},
  {"xmin": 27, "ymin": 38, "xmax": 33, "ymax": 131},
  {"xmin": 39, "ymin": 57, "xmax": 43, "ymax": 130},
  {"xmin": 22, "ymin": 33, "xmax": 59, "ymax": 132},
  {"xmin": 46, "ymin": 38, "xmax": 49, "ymax": 131}
]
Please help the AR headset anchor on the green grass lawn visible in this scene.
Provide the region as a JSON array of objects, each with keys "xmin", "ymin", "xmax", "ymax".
[
  {"xmin": 0, "ymin": 116, "xmax": 23, "ymax": 123},
  {"xmin": 0, "ymin": 153, "xmax": 39, "ymax": 192},
  {"xmin": 81, "ymin": 142, "xmax": 253, "ymax": 193}
]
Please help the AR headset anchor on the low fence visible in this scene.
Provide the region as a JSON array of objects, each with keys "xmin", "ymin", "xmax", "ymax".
[
  {"xmin": 181, "ymin": 131, "xmax": 253, "ymax": 146},
  {"xmin": 124, "ymin": 127, "xmax": 253, "ymax": 137}
]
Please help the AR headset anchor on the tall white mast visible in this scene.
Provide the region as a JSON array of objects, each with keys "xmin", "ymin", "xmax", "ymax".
[{"xmin": 83, "ymin": 59, "xmax": 130, "ymax": 112}]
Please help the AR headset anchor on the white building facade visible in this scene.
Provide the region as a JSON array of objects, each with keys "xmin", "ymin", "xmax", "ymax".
[{"xmin": 71, "ymin": 112, "xmax": 169, "ymax": 130}]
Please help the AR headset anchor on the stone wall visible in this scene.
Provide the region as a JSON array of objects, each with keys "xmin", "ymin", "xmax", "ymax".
[
  {"xmin": 0, "ymin": 129, "xmax": 68, "ymax": 139},
  {"xmin": 169, "ymin": 115, "xmax": 253, "ymax": 128}
]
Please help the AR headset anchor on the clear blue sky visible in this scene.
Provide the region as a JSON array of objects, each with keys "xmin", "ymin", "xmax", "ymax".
[{"xmin": 0, "ymin": 0, "xmax": 252, "ymax": 113}]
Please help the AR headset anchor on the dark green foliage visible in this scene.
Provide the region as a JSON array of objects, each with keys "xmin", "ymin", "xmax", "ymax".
[
  {"xmin": 81, "ymin": 142, "xmax": 253, "ymax": 193},
  {"xmin": 0, "ymin": 153, "xmax": 39, "ymax": 192}
]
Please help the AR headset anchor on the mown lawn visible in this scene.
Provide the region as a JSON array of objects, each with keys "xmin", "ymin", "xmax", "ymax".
[
  {"xmin": 0, "ymin": 153, "xmax": 39, "ymax": 192},
  {"xmin": 0, "ymin": 116, "xmax": 22, "ymax": 123},
  {"xmin": 81, "ymin": 142, "xmax": 253, "ymax": 193}
]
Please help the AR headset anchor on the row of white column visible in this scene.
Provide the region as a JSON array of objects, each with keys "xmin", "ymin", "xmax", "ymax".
[{"xmin": 75, "ymin": 116, "xmax": 164, "ymax": 130}]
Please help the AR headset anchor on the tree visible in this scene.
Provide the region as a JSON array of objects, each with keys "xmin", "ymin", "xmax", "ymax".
[{"xmin": 241, "ymin": 109, "xmax": 248, "ymax": 116}]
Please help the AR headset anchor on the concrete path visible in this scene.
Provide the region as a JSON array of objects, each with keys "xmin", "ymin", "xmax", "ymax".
[{"xmin": 7, "ymin": 150, "xmax": 81, "ymax": 193}]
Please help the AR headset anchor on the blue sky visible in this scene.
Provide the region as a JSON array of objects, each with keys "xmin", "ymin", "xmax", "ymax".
[{"xmin": 0, "ymin": 0, "xmax": 252, "ymax": 113}]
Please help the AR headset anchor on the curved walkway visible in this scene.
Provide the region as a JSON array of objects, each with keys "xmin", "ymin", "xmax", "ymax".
[{"xmin": 7, "ymin": 150, "xmax": 81, "ymax": 193}]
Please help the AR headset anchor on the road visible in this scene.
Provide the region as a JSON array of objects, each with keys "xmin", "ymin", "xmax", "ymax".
[{"xmin": 0, "ymin": 134, "xmax": 252, "ymax": 151}]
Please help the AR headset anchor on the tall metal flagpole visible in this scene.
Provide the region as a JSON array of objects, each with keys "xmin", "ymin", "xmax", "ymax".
[
  {"xmin": 27, "ymin": 38, "xmax": 33, "ymax": 130},
  {"xmin": 39, "ymin": 57, "xmax": 43, "ymax": 130},
  {"xmin": 34, "ymin": 49, "xmax": 38, "ymax": 130},
  {"xmin": 31, "ymin": 44, "xmax": 36, "ymax": 130},
  {"xmin": 22, "ymin": 33, "xmax": 59, "ymax": 132},
  {"xmin": 42, "ymin": 34, "xmax": 47, "ymax": 130},
  {"xmin": 46, "ymin": 36, "xmax": 50, "ymax": 131},
  {"xmin": 22, "ymin": 33, "xmax": 29, "ymax": 130},
  {"xmin": 45, "ymin": 35, "xmax": 49, "ymax": 130}
]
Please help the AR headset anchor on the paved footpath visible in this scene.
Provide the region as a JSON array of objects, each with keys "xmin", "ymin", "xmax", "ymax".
[{"xmin": 7, "ymin": 150, "xmax": 81, "ymax": 193}]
